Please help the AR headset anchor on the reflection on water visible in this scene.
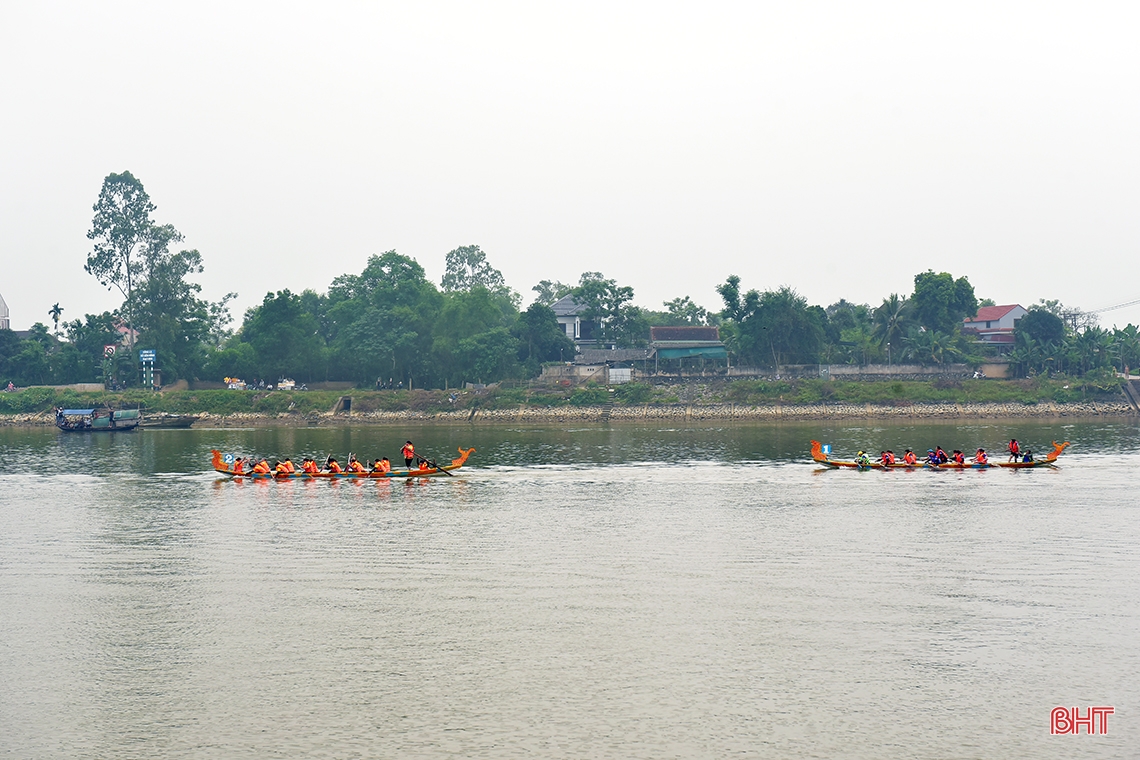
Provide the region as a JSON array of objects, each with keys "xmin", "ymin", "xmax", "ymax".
[{"xmin": 0, "ymin": 420, "xmax": 1137, "ymax": 758}]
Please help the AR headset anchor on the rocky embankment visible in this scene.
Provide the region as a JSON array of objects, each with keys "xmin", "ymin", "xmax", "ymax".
[{"xmin": 2, "ymin": 400, "xmax": 1133, "ymax": 427}]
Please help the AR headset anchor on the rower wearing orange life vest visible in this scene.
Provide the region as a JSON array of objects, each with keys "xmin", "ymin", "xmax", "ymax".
[
  {"xmin": 231, "ymin": 457, "xmax": 245, "ymax": 474},
  {"xmin": 371, "ymin": 457, "xmax": 392, "ymax": 474},
  {"xmin": 346, "ymin": 455, "xmax": 367, "ymax": 474},
  {"xmin": 974, "ymin": 448, "xmax": 988, "ymax": 465},
  {"xmin": 281, "ymin": 458, "xmax": 296, "ymax": 474},
  {"xmin": 902, "ymin": 449, "xmax": 917, "ymax": 465},
  {"xmin": 251, "ymin": 458, "xmax": 271, "ymax": 474},
  {"xmin": 301, "ymin": 458, "xmax": 320, "ymax": 474},
  {"xmin": 401, "ymin": 441, "xmax": 416, "ymax": 469},
  {"xmin": 325, "ymin": 457, "xmax": 343, "ymax": 474},
  {"xmin": 274, "ymin": 461, "xmax": 290, "ymax": 475}
]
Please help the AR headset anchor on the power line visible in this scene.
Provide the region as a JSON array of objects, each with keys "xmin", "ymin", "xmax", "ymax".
[{"xmin": 1090, "ymin": 297, "xmax": 1140, "ymax": 314}]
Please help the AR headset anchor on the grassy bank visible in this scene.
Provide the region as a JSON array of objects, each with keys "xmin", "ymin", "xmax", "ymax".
[{"xmin": 0, "ymin": 375, "xmax": 1126, "ymax": 418}]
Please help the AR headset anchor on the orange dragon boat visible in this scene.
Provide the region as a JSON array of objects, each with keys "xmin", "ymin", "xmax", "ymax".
[
  {"xmin": 810, "ymin": 440, "xmax": 1069, "ymax": 470},
  {"xmin": 212, "ymin": 448, "xmax": 475, "ymax": 479}
]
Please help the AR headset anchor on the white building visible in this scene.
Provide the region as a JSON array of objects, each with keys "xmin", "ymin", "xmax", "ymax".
[
  {"xmin": 0, "ymin": 292, "xmax": 9, "ymax": 330},
  {"xmin": 962, "ymin": 304, "xmax": 1028, "ymax": 345}
]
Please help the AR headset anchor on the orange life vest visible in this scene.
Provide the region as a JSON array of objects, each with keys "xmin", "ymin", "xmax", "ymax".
[
  {"xmin": 302, "ymin": 461, "xmax": 319, "ymax": 473},
  {"xmin": 327, "ymin": 461, "xmax": 343, "ymax": 473},
  {"xmin": 975, "ymin": 451, "xmax": 987, "ymax": 464},
  {"xmin": 347, "ymin": 460, "xmax": 366, "ymax": 473},
  {"xmin": 903, "ymin": 452, "xmax": 916, "ymax": 465},
  {"xmin": 282, "ymin": 460, "xmax": 296, "ymax": 473},
  {"xmin": 252, "ymin": 460, "xmax": 271, "ymax": 473},
  {"xmin": 401, "ymin": 443, "xmax": 415, "ymax": 459}
]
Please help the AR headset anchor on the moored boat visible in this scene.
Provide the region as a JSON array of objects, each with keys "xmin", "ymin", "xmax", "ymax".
[
  {"xmin": 211, "ymin": 448, "xmax": 475, "ymax": 479},
  {"xmin": 810, "ymin": 440, "xmax": 1069, "ymax": 469},
  {"xmin": 56, "ymin": 407, "xmax": 141, "ymax": 432}
]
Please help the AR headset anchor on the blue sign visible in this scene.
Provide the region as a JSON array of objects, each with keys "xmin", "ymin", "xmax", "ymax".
[
  {"xmin": 223, "ymin": 453, "xmax": 235, "ymax": 464},
  {"xmin": 821, "ymin": 444, "xmax": 831, "ymax": 455},
  {"xmin": 139, "ymin": 350, "xmax": 156, "ymax": 362}
]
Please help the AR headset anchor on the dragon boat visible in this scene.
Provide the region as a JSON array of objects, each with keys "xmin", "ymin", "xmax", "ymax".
[
  {"xmin": 810, "ymin": 440, "xmax": 1069, "ymax": 470},
  {"xmin": 211, "ymin": 448, "xmax": 475, "ymax": 479}
]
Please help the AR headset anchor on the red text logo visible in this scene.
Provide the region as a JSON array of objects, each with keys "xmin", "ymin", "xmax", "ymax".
[{"xmin": 1051, "ymin": 707, "xmax": 1114, "ymax": 735}]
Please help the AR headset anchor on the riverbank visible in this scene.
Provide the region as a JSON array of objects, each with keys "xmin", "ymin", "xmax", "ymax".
[
  {"xmin": 2, "ymin": 399, "xmax": 1133, "ymax": 426},
  {"xmin": 1, "ymin": 377, "xmax": 1133, "ymax": 426}
]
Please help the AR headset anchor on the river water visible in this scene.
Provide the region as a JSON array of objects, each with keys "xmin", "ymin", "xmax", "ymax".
[{"xmin": 0, "ymin": 420, "xmax": 1136, "ymax": 758}]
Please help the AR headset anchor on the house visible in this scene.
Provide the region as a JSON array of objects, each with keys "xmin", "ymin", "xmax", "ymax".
[
  {"xmin": 550, "ymin": 294, "xmax": 602, "ymax": 345},
  {"xmin": 962, "ymin": 304, "xmax": 1028, "ymax": 345},
  {"xmin": 0, "ymin": 292, "xmax": 9, "ymax": 330},
  {"xmin": 649, "ymin": 326, "xmax": 728, "ymax": 362}
]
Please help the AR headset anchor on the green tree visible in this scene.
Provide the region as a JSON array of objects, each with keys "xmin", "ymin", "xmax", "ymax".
[
  {"xmin": 441, "ymin": 245, "xmax": 518, "ymax": 306},
  {"xmin": 48, "ymin": 303, "xmax": 63, "ymax": 336},
  {"xmin": 85, "ymin": 171, "xmax": 172, "ymax": 348},
  {"xmin": 531, "ymin": 279, "xmax": 573, "ymax": 306},
  {"xmin": 872, "ymin": 294, "xmax": 911, "ymax": 351},
  {"xmin": 572, "ymin": 272, "xmax": 645, "ymax": 347},
  {"xmin": 663, "ymin": 296, "xmax": 713, "ymax": 326},
  {"xmin": 241, "ymin": 290, "xmax": 326, "ymax": 382},
  {"xmin": 325, "ymin": 252, "xmax": 444, "ymax": 386},
  {"xmin": 514, "ymin": 302, "xmax": 574, "ymax": 375},
  {"xmin": 910, "ymin": 271, "xmax": 977, "ymax": 333},
  {"xmin": 1017, "ymin": 307, "xmax": 1066, "ymax": 347},
  {"xmin": 718, "ymin": 277, "xmax": 825, "ymax": 367}
]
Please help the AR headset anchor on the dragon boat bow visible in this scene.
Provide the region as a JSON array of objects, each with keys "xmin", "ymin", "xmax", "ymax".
[
  {"xmin": 810, "ymin": 440, "xmax": 1069, "ymax": 469},
  {"xmin": 212, "ymin": 448, "xmax": 475, "ymax": 479}
]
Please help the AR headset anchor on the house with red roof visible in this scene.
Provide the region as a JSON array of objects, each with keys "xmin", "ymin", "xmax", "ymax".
[{"xmin": 962, "ymin": 304, "xmax": 1028, "ymax": 344}]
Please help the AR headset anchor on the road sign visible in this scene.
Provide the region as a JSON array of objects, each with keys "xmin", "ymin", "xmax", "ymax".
[
  {"xmin": 103, "ymin": 345, "xmax": 116, "ymax": 357},
  {"xmin": 139, "ymin": 350, "xmax": 156, "ymax": 362}
]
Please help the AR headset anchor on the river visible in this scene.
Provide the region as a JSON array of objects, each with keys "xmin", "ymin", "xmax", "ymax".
[{"xmin": 0, "ymin": 420, "xmax": 1136, "ymax": 758}]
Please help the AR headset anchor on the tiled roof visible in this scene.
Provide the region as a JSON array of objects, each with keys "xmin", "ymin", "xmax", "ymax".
[
  {"xmin": 551, "ymin": 294, "xmax": 587, "ymax": 316},
  {"xmin": 966, "ymin": 304, "xmax": 1022, "ymax": 322}
]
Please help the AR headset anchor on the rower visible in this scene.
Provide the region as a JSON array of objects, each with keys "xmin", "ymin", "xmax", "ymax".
[
  {"xmin": 934, "ymin": 446, "xmax": 948, "ymax": 464},
  {"xmin": 282, "ymin": 457, "xmax": 296, "ymax": 474},
  {"xmin": 401, "ymin": 441, "xmax": 416, "ymax": 469},
  {"xmin": 325, "ymin": 457, "xmax": 343, "ymax": 474},
  {"xmin": 302, "ymin": 457, "xmax": 320, "ymax": 474},
  {"xmin": 1022, "ymin": 449, "xmax": 1034, "ymax": 463},
  {"xmin": 952, "ymin": 450, "xmax": 965, "ymax": 464},
  {"xmin": 251, "ymin": 458, "xmax": 271, "ymax": 474},
  {"xmin": 885, "ymin": 450, "xmax": 896, "ymax": 464},
  {"xmin": 903, "ymin": 449, "xmax": 917, "ymax": 465},
  {"xmin": 231, "ymin": 457, "xmax": 245, "ymax": 474},
  {"xmin": 376, "ymin": 457, "xmax": 392, "ymax": 474},
  {"xmin": 346, "ymin": 455, "xmax": 366, "ymax": 474},
  {"xmin": 1007, "ymin": 439, "xmax": 1020, "ymax": 462},
  {"xmin": 274, "ymin": 460, "xmax": 291, "ymax": 475},
  {"xmin": 974, "ymin": 448, "xmax": 988, "ymax": 465},
  {"xmin": 854, "ymin": 451, "xmax": 871, "ymax": 467}
]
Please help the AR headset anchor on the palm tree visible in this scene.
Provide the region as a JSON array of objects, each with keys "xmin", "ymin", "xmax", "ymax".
[
  {"xmin": 48, "ymin": 303, "xmax": 63, "ymax": 336},
  {"xmin": 873, "ymin": 294, "xmax": 911, "ymax": 349}
]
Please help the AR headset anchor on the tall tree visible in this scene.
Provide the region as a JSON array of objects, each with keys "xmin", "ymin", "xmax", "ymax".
[
  {"xmin": 572, "ymin": 272, "xmax": 644, "ymax": 347},
  {"xmin": 48, "ymin": 303, "xmax": 63, "ymax": 336},
  {"xmin": 85, "ymin": 171, "xmax": 175, "ymax": 348},
  {"xmin": 441, "ymin": 245, "xmax": 517, "ymax": 301},
  {"xmin": 531, "ymin": 280, "xmax": 573, "ymax": 307},
  {"xmin": 910, "ymin": 271, "xmax": 977, "ymax": 334}
]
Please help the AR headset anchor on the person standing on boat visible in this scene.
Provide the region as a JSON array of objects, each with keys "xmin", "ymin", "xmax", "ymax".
[
  {"xmin": 401, "ymin": 441, "xmax": 417, "ymax": 469},
  {"xmin": 1007, "ymin": 439, "xmax": 1020, "ymax": 462}
]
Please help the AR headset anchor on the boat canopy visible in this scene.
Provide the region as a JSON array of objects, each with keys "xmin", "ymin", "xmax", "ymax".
[{"xmin": 60, "ymin": 409, "xmax": 96, "ymax": 415}]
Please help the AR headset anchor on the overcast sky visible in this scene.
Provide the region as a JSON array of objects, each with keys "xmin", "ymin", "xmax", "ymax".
[{"xmin": 2, "ymin": 1, "xmax": 1139, "ymax": 330}]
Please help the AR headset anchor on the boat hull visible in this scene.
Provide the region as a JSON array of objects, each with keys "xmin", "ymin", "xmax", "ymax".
[
  {"xmin": 212, "ymin": 448, "xmax": 475, "ymax": 479},
  {"xmin": 809, "ymin": 440, "xmax": 1069, "ymax": 469}
]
